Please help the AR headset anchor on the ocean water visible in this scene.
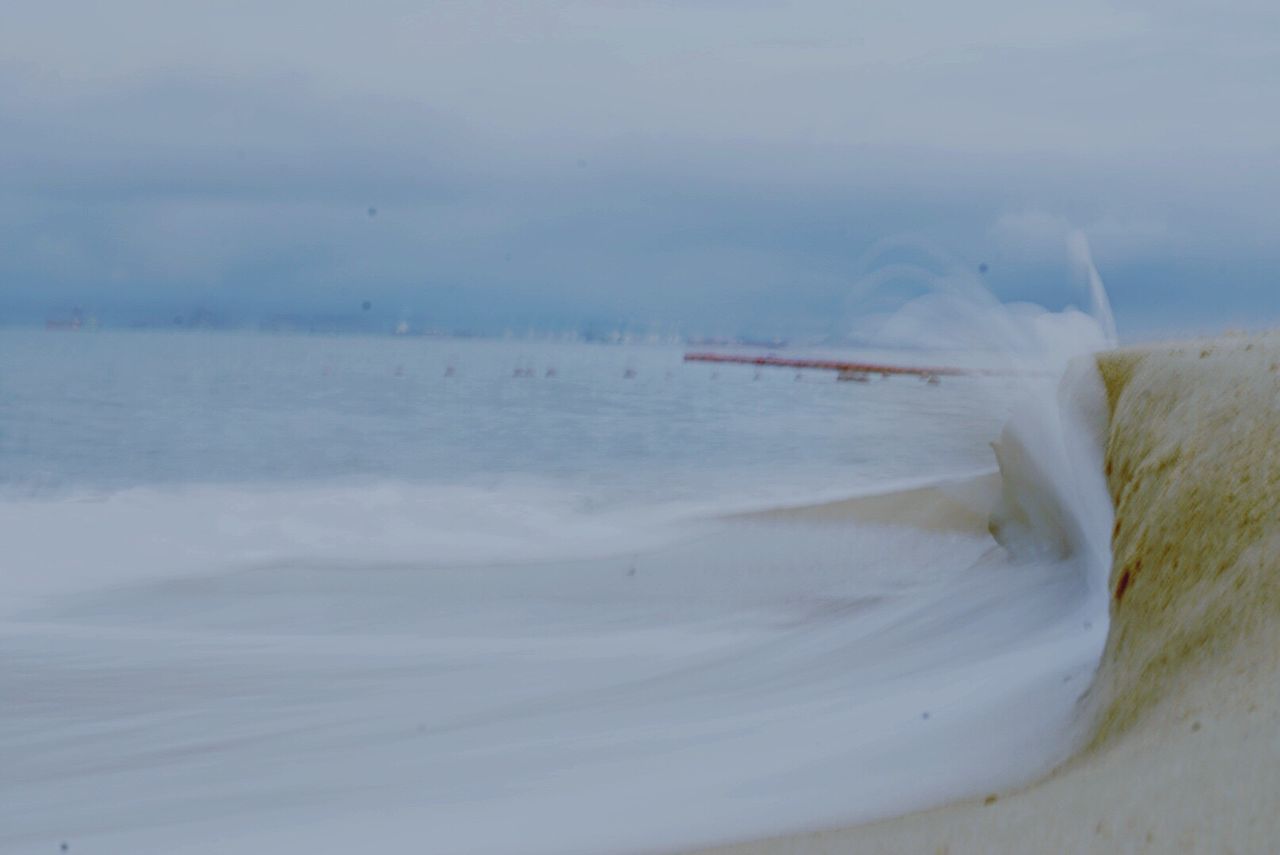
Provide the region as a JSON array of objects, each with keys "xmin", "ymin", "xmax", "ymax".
[
  {"xmin": 0, "ymin": 330, "xmax": 1004, "ymax": 499},
  {"xmin": 1, "ymin": 321, "xmax": 1113, "ymax": 853}
]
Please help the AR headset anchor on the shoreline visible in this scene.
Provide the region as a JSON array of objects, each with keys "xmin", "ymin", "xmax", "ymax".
[{"xmin": 688, "ymin": 334, "xmax": 1280, "ymax": 854}]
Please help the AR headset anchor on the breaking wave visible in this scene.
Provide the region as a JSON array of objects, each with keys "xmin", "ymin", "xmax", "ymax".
[{"xmin": 0, "ymin": 234, "xmax": 1130, "ymax": 855}]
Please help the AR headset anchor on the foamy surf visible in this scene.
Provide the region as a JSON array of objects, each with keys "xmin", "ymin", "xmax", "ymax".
[
  {"xmin": 1, "ymin": 238, "xmax": 1124, "ymax": 855},
  {"xmin": 0, "ymin": 481, "xmax": 691, "ymax": 610},
  {"xmin": 3, "ymin": 494, "xmax": 1105, "ymax": 855}
]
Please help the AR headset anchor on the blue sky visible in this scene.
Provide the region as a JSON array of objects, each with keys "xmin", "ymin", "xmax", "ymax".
[{"xmin": 2, "ymin": 0, "xmax": 1278, "ymax": 340}]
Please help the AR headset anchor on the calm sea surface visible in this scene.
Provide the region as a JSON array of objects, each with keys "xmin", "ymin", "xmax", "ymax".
[{"xmin": 0, "ymin": 329, "xmax": 1003, "ymax": 506}]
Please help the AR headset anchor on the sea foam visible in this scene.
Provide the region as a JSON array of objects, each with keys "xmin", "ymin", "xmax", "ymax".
[{"xmin": 1, "ymin": 239, "xmax": 1130, "ymax": 854}]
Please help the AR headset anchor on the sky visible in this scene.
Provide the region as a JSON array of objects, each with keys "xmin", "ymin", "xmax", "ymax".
[{"xmin": 1, "ymin": 0, "xmax": 1278, "ymax": 340}]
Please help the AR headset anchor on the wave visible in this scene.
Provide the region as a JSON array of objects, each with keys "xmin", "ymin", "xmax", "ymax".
[
  {"xmin": 0, "ymin": 480, "xmax": 688, "ymax": 608},
  {"xmin": 0, "ymin": 236, "xmax": 1136, "ymax": 854},
  {"xmin": 1, "ymin": 475, "xmax": 1106, "ymax": 855},
  {"xmin": 853, "ymin": 229, "xmax": 1118, "ymax": 592},
  {"xmin": 689, "ymin": 343, "xmax": 1280, "ymax": 854}
]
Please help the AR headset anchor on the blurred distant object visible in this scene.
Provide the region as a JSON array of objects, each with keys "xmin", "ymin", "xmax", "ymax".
[{"xmin": 44, "ymin": 308, "xmax": 97, "ymax": 332}]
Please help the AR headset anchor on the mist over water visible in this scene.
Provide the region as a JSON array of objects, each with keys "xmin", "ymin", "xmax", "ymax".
[{"xmin": 1, "ymin": 246, "xmax": 1120, "ymax": 854}]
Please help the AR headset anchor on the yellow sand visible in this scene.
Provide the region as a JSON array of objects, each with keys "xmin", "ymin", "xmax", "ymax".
[{"xmin": 690, "ymin": 335, "xmax": 1280, "ymax": 854}]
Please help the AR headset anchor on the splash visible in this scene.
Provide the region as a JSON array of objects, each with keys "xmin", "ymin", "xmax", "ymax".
[
  {"xmin": 852, "ymin": 231, "xmax": 1118, "ymax": 599},
  {"xmin": 1069, "ymin": 228, "xmax": 1119, "ymax": 348},
  {"xmin": 988, "ymin": 231, "xmax": 1116, "ymax": 606}
]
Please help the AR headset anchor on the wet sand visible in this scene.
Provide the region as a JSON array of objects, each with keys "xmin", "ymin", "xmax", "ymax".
[
  {"xmin": 691, "ymin": 335, "xmax": 1280, "ymax": 854},
  {"xmin": 737, "ymin": 473, "xmax": 1001, "ymax": 534}
]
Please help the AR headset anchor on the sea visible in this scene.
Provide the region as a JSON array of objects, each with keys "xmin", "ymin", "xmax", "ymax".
[{"xmin": 0, "ymin": 312, "xmax": 1115, "ymax": 853}]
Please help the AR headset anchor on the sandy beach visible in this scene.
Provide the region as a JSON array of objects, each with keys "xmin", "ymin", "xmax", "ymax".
[
  {"xmin": 6, "ymin": 1, "xmax": 1278, "ymax": 851},
  {"xmin": 692, "ymin": 335, "xmax": 1280, "ymax": 854}
]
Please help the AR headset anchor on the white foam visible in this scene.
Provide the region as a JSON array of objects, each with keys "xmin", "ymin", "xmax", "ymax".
[
  {"xmin": 1, "ymin": 235, "xmax": 1122, "ymax": 854},
  {"xmin": 4, "ymin": 516, "xmax": 1105, "ymax": 855},
  {"xmin": 0, "ymin": 480, "xmax": 685, "ymax": 609}
]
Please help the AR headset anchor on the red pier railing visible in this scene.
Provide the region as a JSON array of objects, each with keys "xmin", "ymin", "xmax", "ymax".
[{"xmin": 683, "ymin": 352, "xmax": 968, "ymax": 380}]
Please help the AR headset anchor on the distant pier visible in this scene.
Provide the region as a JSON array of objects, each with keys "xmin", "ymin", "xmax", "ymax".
[{"xmin": 683, "ymin": 352, "xmax": 969, "ymax": 382}]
